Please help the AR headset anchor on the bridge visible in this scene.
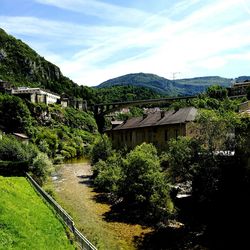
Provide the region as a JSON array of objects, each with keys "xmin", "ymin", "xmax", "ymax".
[{"xmin": 89, "ymin": 95, "xmax": 198, "ymax": 132}]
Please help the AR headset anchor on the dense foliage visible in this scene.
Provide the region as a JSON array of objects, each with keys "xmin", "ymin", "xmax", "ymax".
[
  {"xmin": 92, "ymin": 142, "xmax": 175, "ymax": 221},
  {"xmin": 0, "ymin": 134, "xmax": 52, "ymax": 184},
  {"xmin": 123, "ymin": 143, "xmax": 174, "ymax": 220},
  {"xmin": 96, "ymin": 85, "xmax": 163, "ymax": 103},
  {"xmin": 0, "ymin": 94, "xmax": 32, "ymax": 132},
  {"xmin": 90, "ymin": 134, "xmax": 113, "ymax": 165},
  {"xmin": 168, "ymin": 85, "xmax": 246, "ymax": 112},
  {"xmin": 0, "ymin": 93, "xmax": 97, "ymax": 182}
]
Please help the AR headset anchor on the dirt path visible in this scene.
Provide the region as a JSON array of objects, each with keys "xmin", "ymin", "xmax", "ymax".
[{"xmin": 51, "ymin": 161, "xmax": 152, "ymax": 250}]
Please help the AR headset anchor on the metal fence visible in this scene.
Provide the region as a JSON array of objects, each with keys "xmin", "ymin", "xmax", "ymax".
[{"xmin": 26, "ymin": 173, "xmax": 97, "ymax": 250}]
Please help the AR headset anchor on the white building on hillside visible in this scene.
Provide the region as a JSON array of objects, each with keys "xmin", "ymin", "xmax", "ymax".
[{"xmin": 11, "ymin": 87, "xmax": 60, "ymax": 104}]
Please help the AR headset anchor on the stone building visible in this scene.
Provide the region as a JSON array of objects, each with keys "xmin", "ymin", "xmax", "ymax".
[{"xmin": 106, "ymin": 107, "xmax": 198, "ymax": 150}]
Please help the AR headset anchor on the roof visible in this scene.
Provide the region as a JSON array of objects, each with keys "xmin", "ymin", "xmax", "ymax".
[
  {"xmin": 113, "ymin": 107, "xmax": 198, "ymax": 131},
  {"xmin": 11, "ymin": 87, "xmax": 60, "ymax": 98}
]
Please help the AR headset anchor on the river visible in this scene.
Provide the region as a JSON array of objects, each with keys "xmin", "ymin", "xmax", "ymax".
[{"xmin": 50, "ymin": 159, "xmax": 152, "ymax": 250}]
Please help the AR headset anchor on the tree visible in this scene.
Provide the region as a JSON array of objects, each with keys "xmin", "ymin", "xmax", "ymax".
[
  {"xmin": 166, "ymin": 136, "xmax": 200, "ymax": 183},
  {"xmin": 206, "ymin": 85, "xmax": 228, "ymax": 99},
  {"xmin": 0, "ymin": 94, "xmax": 32, "ymax": 132},
  {"xmin": 123, "ymin": 143, "xmax": 174, "ymax": 219},
  {"xmin": 93, "ymin": 153, "xmax": 123, "ymax": 194},
  {"xmin": 90, "ymin": 134, "xmax": 113, "ymax": 165},
  {"xmin": 30, "ymin": 152, "xmax": 53, "ymax": 185},
  {"xmin": 193, "ymin": 109, "xmax": 238, "ymax": 152}
]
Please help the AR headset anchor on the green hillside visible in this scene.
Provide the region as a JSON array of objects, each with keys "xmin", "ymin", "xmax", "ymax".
[
  {"xmin": 96, "ymin": 85, "xmax": 164, "ymax": 103},
  {"xmin": 97, "ymin": 73, "xmax": 235, "ymax": 96},
  {"xmin": 0, "ymin": 176, "xmax": 74, "ymax": 249},
  {"xmin": 0, "ymin": 28, "xmax": 96, "ymax": 103}
]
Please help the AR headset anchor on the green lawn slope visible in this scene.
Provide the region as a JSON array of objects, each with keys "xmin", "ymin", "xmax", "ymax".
[{"xmin": 0, "ymin": 176, "xmax": 75, "ymax": 250}]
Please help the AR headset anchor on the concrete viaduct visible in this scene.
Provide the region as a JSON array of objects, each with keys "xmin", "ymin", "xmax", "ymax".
[{"xmin": 89, "ymin": 95, "xmax": 198, "ymax": 133}]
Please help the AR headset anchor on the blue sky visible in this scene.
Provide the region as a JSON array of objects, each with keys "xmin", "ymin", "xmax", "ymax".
[{"xmin": 0, "ymin": 0, "xmax": 250, "ymax": 86}]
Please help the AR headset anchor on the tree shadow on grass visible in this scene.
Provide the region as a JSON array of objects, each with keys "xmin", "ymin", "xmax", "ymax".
[{"xmin": 96, "ymin": 198, "xmax": 155, "ymax": 226}]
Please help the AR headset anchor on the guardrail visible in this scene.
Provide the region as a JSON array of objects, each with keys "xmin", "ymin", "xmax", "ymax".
[{"xmin": 26, "ymin": 173, "xmax": 97, "ymax": 250}]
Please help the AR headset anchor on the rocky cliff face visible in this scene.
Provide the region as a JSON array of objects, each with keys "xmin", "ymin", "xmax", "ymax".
[{"xmin": 0, "ymin": 28, "xmax": 78, "ymax": 95}]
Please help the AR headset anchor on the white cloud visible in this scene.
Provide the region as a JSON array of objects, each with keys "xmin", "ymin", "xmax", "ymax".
[
  {"xmin": 1, "ymin": 0, "xmax": 250, "ymax": 85},
  {"xmin": 34, "ymin": 0, "xmax": 148, "ymax": 24}
]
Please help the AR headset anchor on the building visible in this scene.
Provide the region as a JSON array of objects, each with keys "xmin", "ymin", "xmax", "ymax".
[
  {"xmin": 106, "ymin": 107, "xmax": 198, "ymax": 150},
  {"xmin": 228, "ymin": 81, "xmax": 250, "ymax": 96},
  {"xmin": 11, "ymin": 87, "xmax": 60, "ymax": 104}
]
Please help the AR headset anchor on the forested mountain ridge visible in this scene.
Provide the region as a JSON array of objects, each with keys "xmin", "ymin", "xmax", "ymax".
[{"xmin": 97, "ymin": 73, "xmax": 238, "ymax": 96}]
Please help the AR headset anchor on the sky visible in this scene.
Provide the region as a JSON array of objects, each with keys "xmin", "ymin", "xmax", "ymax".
[{"xmin": 0, "ymin": 0, "xmax": 250, "ymax": 86}]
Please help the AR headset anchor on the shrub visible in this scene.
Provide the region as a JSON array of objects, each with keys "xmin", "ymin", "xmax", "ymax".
[
  {"xmin": 93, "ymin": 153, "xmax": 123, "ymax": 194},
  {"xmin": 90, "ymin": 135, "xmax": 113, "ymax": 165},
  {"xmin": 123, "ymin": 143, "xmax": 174, "ymax": 219},
  {"xmin": 30, "ymin": 152, "xmax": 53, "ymax": 185},
  {"xmin": 0, "ymin": 135, "xmax": 31, "ymax": 162},
  {"xmin": 166, "ymin": 137, "xmax": 200, "ymax": 183},
  {"xmin": 0, "ymin": 94, "xmax": 33, "ymax": 132}
]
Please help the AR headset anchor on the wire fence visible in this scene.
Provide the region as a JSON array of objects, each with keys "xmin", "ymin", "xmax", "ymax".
[{"xmin": 26, "ymin": 173, "xmax": 97, "ymax": 250}]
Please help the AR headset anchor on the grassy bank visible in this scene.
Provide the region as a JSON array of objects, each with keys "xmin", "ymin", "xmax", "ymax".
[{"xmin": 0, "ymin": 176, "xmax": 75, "ymax": 250}]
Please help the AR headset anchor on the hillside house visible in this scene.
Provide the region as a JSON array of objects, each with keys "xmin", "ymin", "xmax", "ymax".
[
  {"xmin": 106, "ymin": 107, "xmax": 198, "ymax": 150},
  {"xmin": 228, "ymin": 81, "xmax": 250, "ymax": 96},
  {"xmin": 11, "ymin": 87, "xmax": 60, "ymax": 104}
]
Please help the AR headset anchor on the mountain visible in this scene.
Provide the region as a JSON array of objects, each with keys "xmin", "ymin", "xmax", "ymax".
[
  {"xmin": 97, "ymin": 73, "xmax": 236, "ymax": 96},
  {"xmin": 0, "ymin": 28, "xmax": 96, "ymax": 101}
]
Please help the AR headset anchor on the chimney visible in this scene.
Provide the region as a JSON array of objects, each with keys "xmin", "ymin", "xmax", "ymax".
[{"xmin": 160, "ymin": 111, "xmax": 165, "ymax": 119}]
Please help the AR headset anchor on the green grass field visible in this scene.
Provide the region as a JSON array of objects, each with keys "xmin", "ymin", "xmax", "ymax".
[{"xmin": 0, "ymin": 176, "xmax": 75, "ymax": 250}]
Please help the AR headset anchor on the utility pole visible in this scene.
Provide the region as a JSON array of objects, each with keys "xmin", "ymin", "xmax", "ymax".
[{"xmin": 172, "ymin": 72, "xmax": 180, "ymax": 81}]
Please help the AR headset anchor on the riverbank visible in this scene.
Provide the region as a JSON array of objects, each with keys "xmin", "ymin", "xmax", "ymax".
[{"xmin": 49, "ymin": 160, "xmax": 152, "ymax": 250}]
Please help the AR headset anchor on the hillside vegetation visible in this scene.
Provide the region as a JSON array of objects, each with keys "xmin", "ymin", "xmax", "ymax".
[
  {"xmin": 0, "ymin": 176, "xmax": 74, "ymax": 249},
  {"xmin": 97, "ymin": 73, "xmax": 238, "ymax": 96},
  {"xmin": 0, "ymin": 29, "xmax": 165, "ymax": 104},
  {"xmin": 0, "ymin": 28, "xmax": 96, "ymax": 102},
  {"xmin": 0, "ymin": 93, "xmax": 98, "ymax": 183}
]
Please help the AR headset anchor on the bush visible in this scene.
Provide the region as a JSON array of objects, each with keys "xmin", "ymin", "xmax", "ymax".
[
  {"xmin": 93, "ymin": 153, "xmax": 123, "ymax": 194},
  {"xmin": 90, "ymin": 135, "xmax": 113, "ymax": 165},
  {"xmin": 123, "ymin": 143, "xmax": 174, "ymax": 219},
  {"xmin": 30, "ymin": 152, "xmax": 53, "ymax": 185},
  {"xmin": 0, "ymin": 94, "xmax": 33, "ymax": 132},
  {"xmin": 166, "ymin": 137, "xmax": 200, "ymax": 183},
  {"xmin": 206, "ymin": 85, "xmax": 228, "ymax": 99},
  {"xmin": 0, "ymin": 135, "xmax": 32, "ymax": 162}
]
